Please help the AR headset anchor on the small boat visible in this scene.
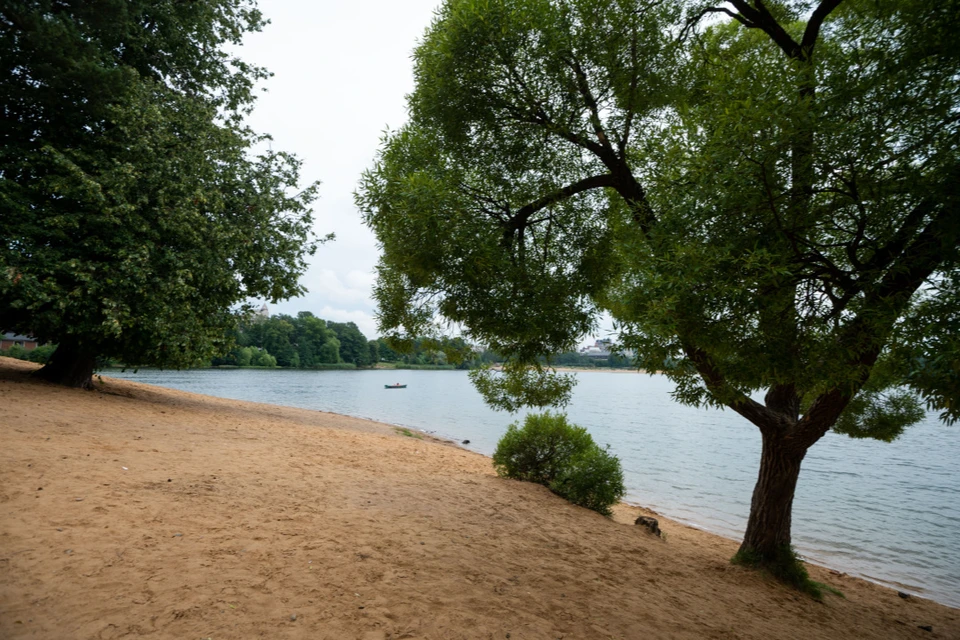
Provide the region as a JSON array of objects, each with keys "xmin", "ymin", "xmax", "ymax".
[{"xmin": 384, "ymin": 383, "xmax": 407, "ymax": 389}]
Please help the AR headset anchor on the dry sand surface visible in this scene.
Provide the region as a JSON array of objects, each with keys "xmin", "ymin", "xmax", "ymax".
[{"xmin": 1, "ymin": 357, "xmax": 957, "ymax": 640}]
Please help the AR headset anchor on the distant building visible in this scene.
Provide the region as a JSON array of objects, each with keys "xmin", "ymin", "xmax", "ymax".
[
  {"xmin": 579, "ymin": 339, "xmax": 613, "ymax": 359},
  {"xmin": 1, "ymin": 332, "xmax": 38, "ymax": 351},
  {"xmin": 578, "ymin": 338, "xmax": 634, "ymax": 360},
  {"xmin": 246, "ymin": 303, "xmax": 270, "ymax": 323}
]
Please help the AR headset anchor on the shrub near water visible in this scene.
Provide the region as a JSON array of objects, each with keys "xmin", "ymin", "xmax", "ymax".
[
  {"xmin": 550, "ymin": 445, "xmax": 626, "ymax": 517},
  {"xmin": 493, "ymin": 412, "xmax": 625, "ymax": 516},
  {"xmin": 493, "ymin": 412, "xmax": 594, "ymax": 483}
]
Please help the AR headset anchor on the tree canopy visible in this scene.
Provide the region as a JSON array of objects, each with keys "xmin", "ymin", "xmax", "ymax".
[
  {"xmin": 358, "ymin": 0, "xmax": 960, "ymax": 588},
  {"xmin": 0, "ymin": 0, "xmax": 321, "ymax": 387}
]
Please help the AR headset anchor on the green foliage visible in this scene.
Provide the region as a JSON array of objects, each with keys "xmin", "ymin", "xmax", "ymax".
[
  {"xmin": 395, "ymin": 363, "xmax": 456, "ymax": 370},
  {"xmin": 732, "ymin": 546, "xmax": 830, "ymax": 601},
  {"xmin": 261, "ymin": 317, "xmax": 299, "ymax": 367},
  {"xmin": 375, "ymin": 335, "xmax": 493, "ymax": 369},
  {"xmin": 493, "ymin": 412, "xmax": 595, "ymax": 483},
  {"xmin": 832, "ymin": 389, "xmax": 926, "ymax": 442},
  {"xmin": 0, "ymin": 343, "xmax": 56, "ymax": 364},
  {"xmin": 547, "ymin": 350, "xmax": 633, "ymax": 369},
  {"xmin": 493, "ymin": 412, "xmax": 625, "ymax": 515},
  {"xmin": 235, "ymin": 347, "xmax": 254, "ymax": 367},
  {"xmin": 470, "ymin": 362, "xmax": 575, "ymax": 412},
  {"xmin": 1, "ymin": 345, "xmax": 27, "ymax": 360},
  {"xmin": 550, "ymin": 351, "xmax": 598, "ymax": 368},
  {"xmin": 27, "ymin": 344, "xmax": 56, "ymax": 364},
  {"xmin": 328, "ymin": 321, "xmax": 373, "ymax": 367},
  {"xmin": 892, "ymin": 274, "xmax": 960, "ymax": 424},
  {"xmin": 549, "ymin": 445, "xmax": 626, "ymax": 517},
  {"xmin": 0, "ymin": 0, "xmax": 321, "ymax": 382},
  {"xmin": 250, "ymin": 348, "xmax": 276, "ymax": 368},
  {"xmin": 215, "ymin": 311, "xmax": 343, "ymax": 368}
]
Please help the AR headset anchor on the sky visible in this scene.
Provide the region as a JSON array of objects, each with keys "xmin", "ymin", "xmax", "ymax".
[
  {"xmin": 236, "ymin": 0, "xmax": 610, "ymax": 346},
  {"xmin": 236, "ymin": 0, "xmax": 444, "ymax": 339}
]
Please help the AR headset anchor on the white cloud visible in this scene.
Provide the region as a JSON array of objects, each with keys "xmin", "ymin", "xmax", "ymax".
[
  {"xmin": 232, "ymin": 0, "xmax": 439, "ymax": 343},
  {"xmin": 304, "ymin": 268, "xmax": 375, "ymax": 306},
  {"xmin": 315, "ymin": 306, "xmax": 379, "ymax": 340},
  {"xmin": 237, "ymin": 1, "xmax": 610, "ymax": 349}
]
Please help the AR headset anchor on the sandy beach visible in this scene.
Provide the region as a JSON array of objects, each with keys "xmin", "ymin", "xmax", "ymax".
[{"xmin": 1, "ymin": 356, "xmax": 957, "ymax": 639}]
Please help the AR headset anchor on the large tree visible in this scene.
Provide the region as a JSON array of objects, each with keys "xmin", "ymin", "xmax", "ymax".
[
  {"xmin": 0, "ymin": 0, "xmax": 320, "ymax": 387},
  {"xmin": 358, "ymin": 0, "xmax": 960, "ymax": 588},
  {"xmin": 328, "ymin": 321, "xmax": 373, "ymax": 367}
]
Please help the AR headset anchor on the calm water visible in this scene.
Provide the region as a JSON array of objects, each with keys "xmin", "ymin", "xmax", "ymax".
[{"xmin": 108, "ymin": 367, "xmax": 960, "ymax": 608}]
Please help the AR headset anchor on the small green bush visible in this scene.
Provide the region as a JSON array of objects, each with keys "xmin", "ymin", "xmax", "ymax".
[
  {"xmin": 2, "ymin": 344, "xmax": 28, "ymax": 360},
  {"xmin": 27, "ymin": 344, "xmax": 57, "ymax": 364},
  {"xmin": 550, "ymin": 445, "xmax": 626, "ymax": 517},
  {"xmin": 493, "ymin": 412, "xmax": 595, "ymax": 484},
  {"xmin": 493, "ymin": 412, "xmax": 625, "ymax": 516},
  {"xmin": 1, "ymin": 344, "xmax": 56, "ymax": 364}
]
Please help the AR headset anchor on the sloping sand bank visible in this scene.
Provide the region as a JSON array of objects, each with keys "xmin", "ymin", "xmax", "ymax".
[{"xmin": 1, "ymin": 357, "xmax": 957, "ymax": 639}]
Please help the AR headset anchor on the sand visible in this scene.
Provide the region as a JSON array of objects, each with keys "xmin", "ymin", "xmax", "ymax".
[{"xmin": 1, "ymin": 356, "xmax": 957, "ymax": 639}]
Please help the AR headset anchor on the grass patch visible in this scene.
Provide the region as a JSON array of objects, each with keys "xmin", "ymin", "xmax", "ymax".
[
  {"xmin": 731, "ymin": 545, "xmax": 842, "ymax": 601},
  {"xmin": 394, "ymin": 427, "xmax": 423, "ymax": 439},
  {"xmin": 394, "ymin": 364, "xmax": 457, "ymax": 370},
  {"xmin": 811, "ymin": 581, "xmax": 845, "ymax": 599},
  {"xmin": 304, "ymin": 363, "xmax": 358, "ymax": 370}
]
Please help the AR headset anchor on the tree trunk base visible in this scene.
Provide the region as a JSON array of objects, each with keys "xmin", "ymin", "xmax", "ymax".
[
  {"xmin": 34, "ymin": 341, "xmax": 97, "ymax": 389},
  {"xmin": 732, "ymin": 543, "xmax": 819, "ymax": 595},
  {"xmin": 735, "ymin": 431, "xmax": 827, "ymax": 598}
]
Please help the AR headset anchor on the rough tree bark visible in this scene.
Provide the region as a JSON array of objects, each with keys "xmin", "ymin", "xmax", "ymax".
[
  {"xmin": 34, "ymin": 338, "xmax": 98, "ymax": 389},
  {"xmin": 738, "ymin": 431, "xmax": 807, "ymax": 562}
]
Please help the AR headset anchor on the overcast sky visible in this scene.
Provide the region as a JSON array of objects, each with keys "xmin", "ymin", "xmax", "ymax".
[
  {"xmin": 235, "ymin": 0, "xmax": 442, "ymax": 339},
  {"xmin": 237, "ymin": 0, "xmax": 609, "ymax": 346}
]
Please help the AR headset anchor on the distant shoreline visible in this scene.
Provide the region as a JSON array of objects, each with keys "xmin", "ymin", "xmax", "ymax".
[{"xmin": 106, "ymin": 363, "xmax": 655, "ymax": 374}]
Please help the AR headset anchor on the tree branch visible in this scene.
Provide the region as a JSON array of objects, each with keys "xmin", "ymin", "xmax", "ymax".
[
  {"xmin": 564, "ymin": 55, "xmax": 617, "ymax": 163},
  {"xmin": 793, "ymin": 193, "xmax": 959, "ymax": 446},
  {"xmin": 859, "ymin": 199, "xmax": 936, "ymax": 281},
  {"xmin": 618, "ymin": 29, "xmax": 641, "ymax": 158},
  {"xmin": 800, "ymin": 0, "xmax": 845, "ymax": 58},
  {"xmin": 727, "ymin": 0, "xmax": 802, "ymax": 60},
  {"xmin": 515, "ymin": 175, "xmax": 616, "ymax": 223},
  {"xmin": 683, "ymin": 343, "xmax": 788, "ymax": 434},
  {"xmin": 501, "ymin": 174, "xmax": 617, "ymax": 246},
  {"xmin": 707, "ymin": 6, "xmax": 754, "ymax": 27}
]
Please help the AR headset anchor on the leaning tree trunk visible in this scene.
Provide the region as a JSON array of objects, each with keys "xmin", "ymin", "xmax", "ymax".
[
  {"xmin": 34, "ymin": 338, "xmax": 98, "ymax": 389},
  {"xmin": 736, "ymin": 431, "xmax": 808, "ymax": 576}
]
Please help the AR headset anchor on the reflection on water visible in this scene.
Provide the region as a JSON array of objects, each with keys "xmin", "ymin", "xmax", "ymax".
[{"xmin": 108, "ymin": 367, "xmax": 960, "ymax": 607}]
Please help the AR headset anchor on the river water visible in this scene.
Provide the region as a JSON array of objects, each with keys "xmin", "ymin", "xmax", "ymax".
[{"xmin": 107, "ymin": 367, "xmax": 960, "ymax": 608}]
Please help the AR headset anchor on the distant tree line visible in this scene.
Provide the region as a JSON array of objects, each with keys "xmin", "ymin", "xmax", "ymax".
[
  {"xmin": 1, "ymin": 314, "xmax": 630, "ymax": 371},
  {"xmin": 379, "ymin": 336, "xmax": 501, "ymax": 369},
  {"xmin": 210, "ymin": 312, "xmax": 373, "ymax": 368},
  {"xmin": 210, "ymin": 313, "xmax": 503, "ymax": 370}
]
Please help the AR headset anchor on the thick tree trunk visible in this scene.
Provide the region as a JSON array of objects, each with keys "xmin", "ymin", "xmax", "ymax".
[
  {"xmin": 738, "ymin": 431, "xmax": 807, "ymax": 565},
  {"xmin": 34, "ymin": 339, "xmax": 97, "ymax": 389}
]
